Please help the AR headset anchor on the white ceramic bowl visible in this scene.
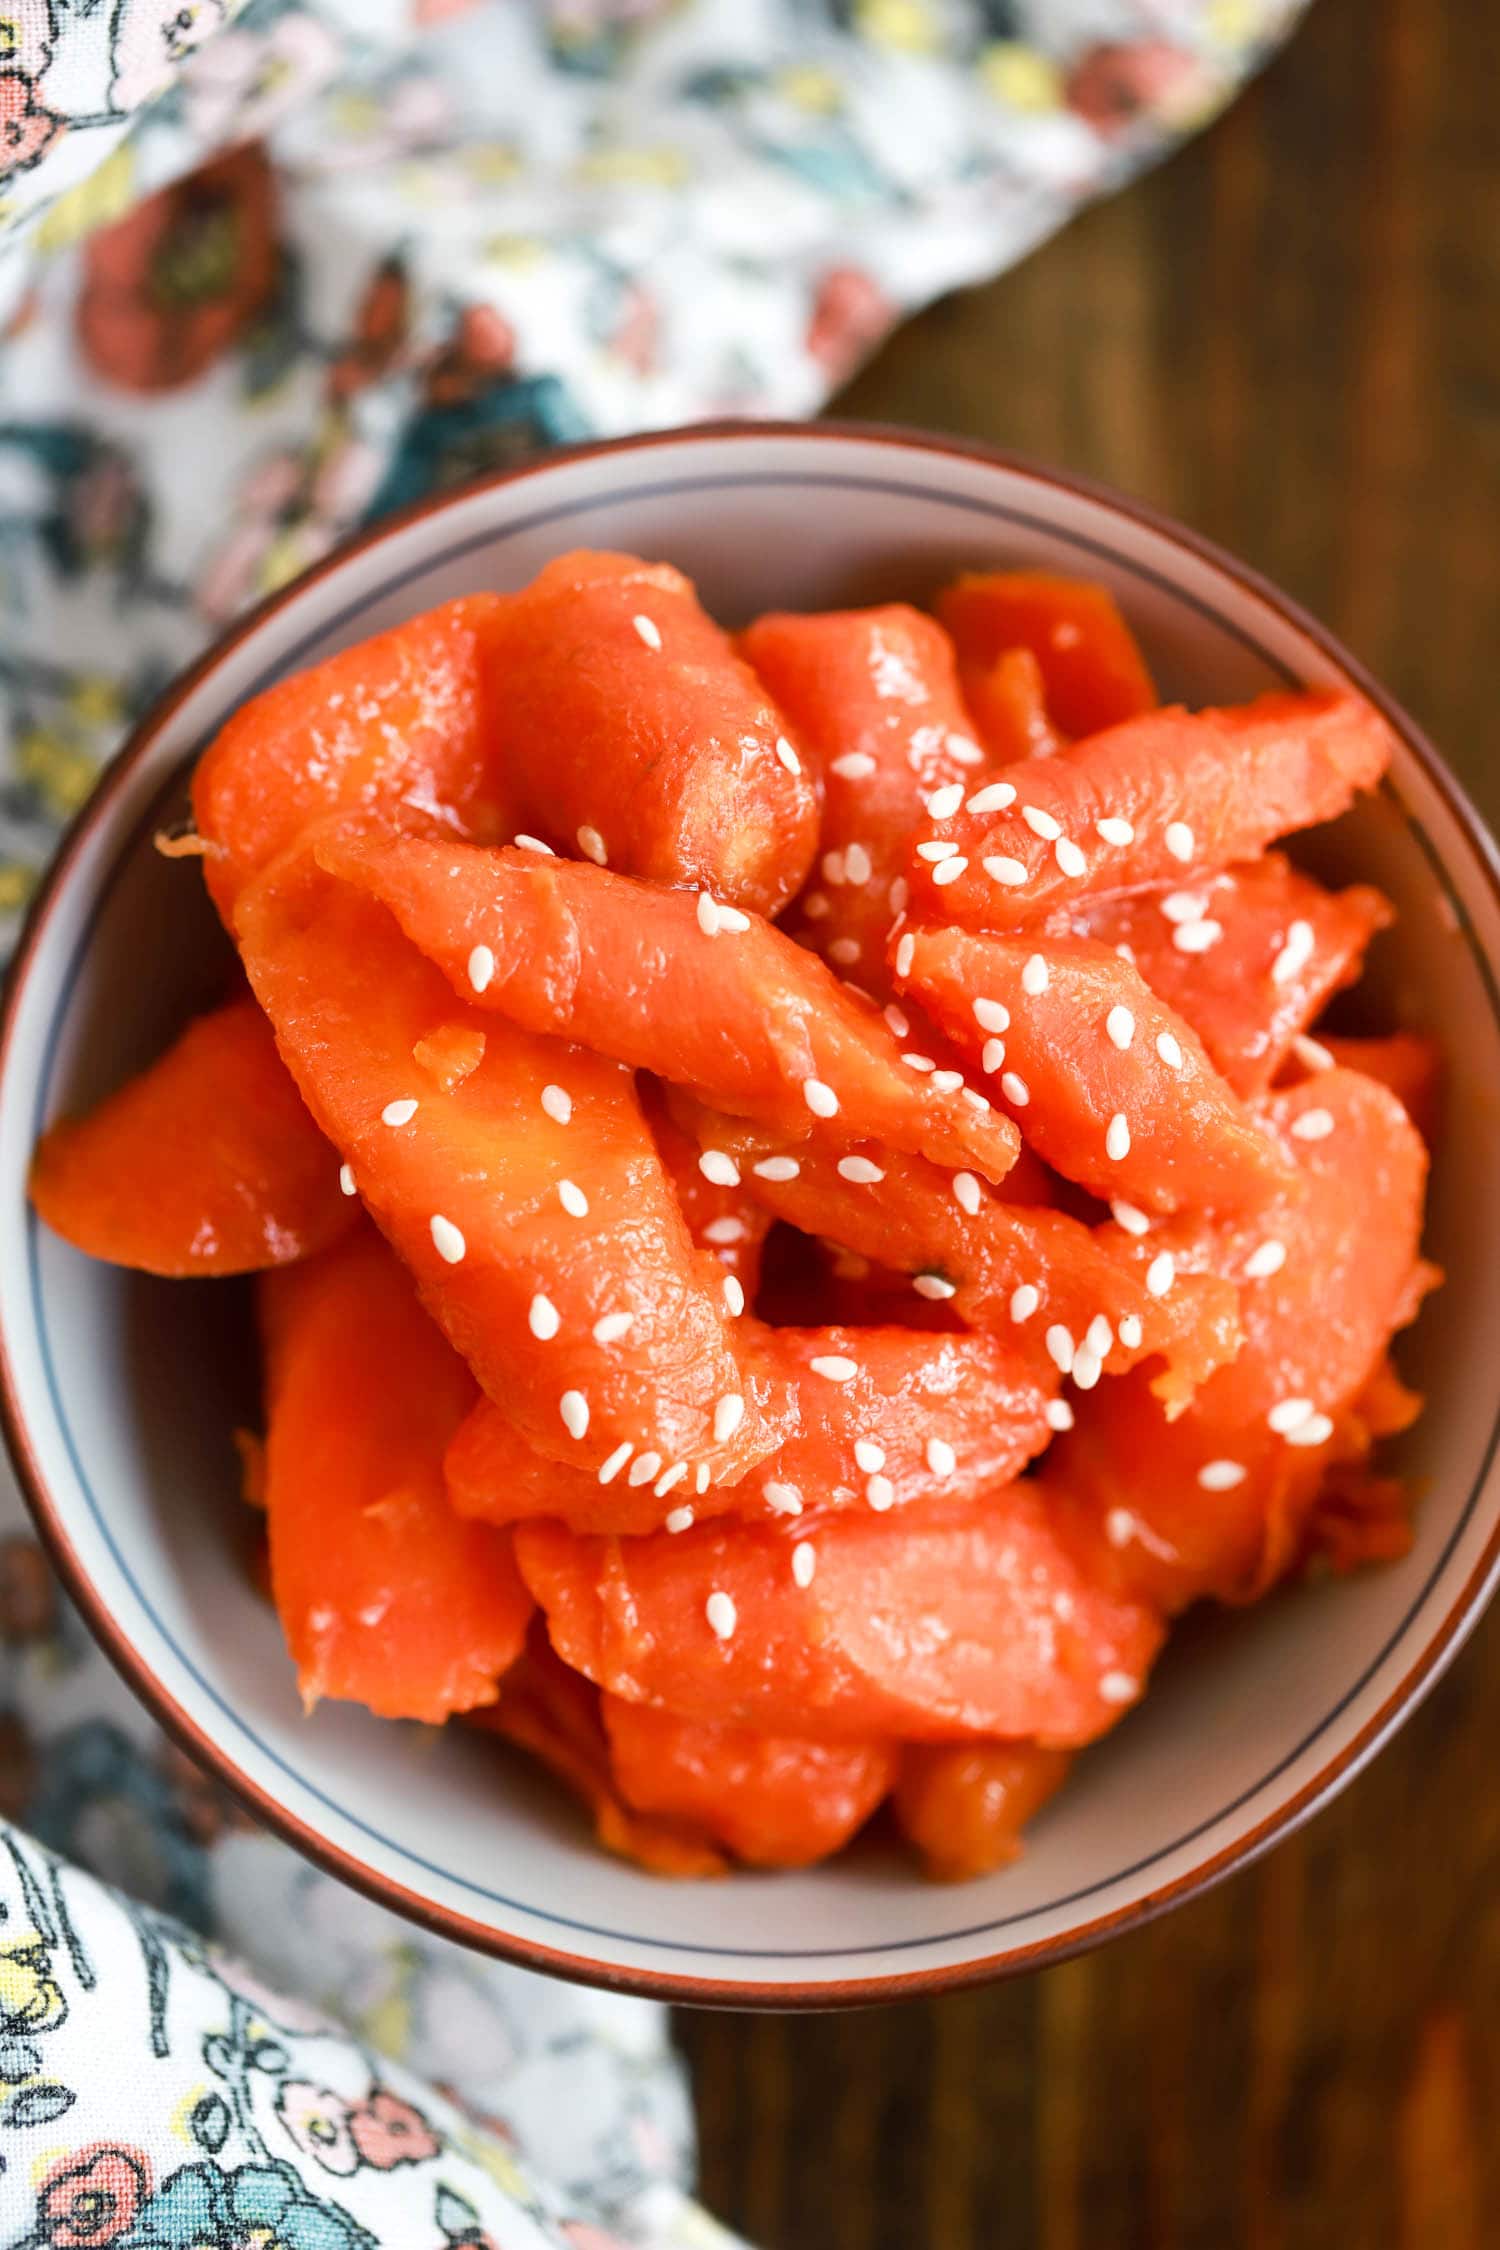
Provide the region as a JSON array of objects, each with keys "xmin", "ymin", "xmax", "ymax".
[{"xmin": 3, "ymin": 424, "xmax": 1497, "ymax": 2006}]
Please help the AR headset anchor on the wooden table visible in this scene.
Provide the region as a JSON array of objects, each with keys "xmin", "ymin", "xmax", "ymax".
[{"xmin": 679, "ymin": 0, "xmax": 1500, "ymax": 2241}]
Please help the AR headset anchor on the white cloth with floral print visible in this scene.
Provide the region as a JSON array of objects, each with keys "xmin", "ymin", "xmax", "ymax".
[{"xmin": 0, "ymin": 2, "xmax": 1306, "ymax": 2246}]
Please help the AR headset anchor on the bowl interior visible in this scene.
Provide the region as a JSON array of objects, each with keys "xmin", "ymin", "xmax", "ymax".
[{"xmin": 4, "ymin": 428, "xmax": 1499, "ymax": 2002}]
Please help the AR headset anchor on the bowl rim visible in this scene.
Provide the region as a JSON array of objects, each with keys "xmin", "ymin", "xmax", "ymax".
[{"xmin": 4, "ymin": 416, "xmax": 1499, "ymax": 2009}]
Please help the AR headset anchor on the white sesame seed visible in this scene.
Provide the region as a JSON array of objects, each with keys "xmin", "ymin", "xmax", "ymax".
[
  {"xmin": 1071, "ymin": 1348, "xmax": 1103, "ymax": 1391},
  {"xmin": 775, "ymin": 736, "xmax": 801, "ymax": 776},
  {"xmin": 338, "ymin": 1163, "xmax": 357, "ymax": 1197},
  {"xmin": 1022, "ymin": 953, "xmax": 1050, "ymax": 996},
  {"xmin": 913, "ymin": 1273, "xmax": 957, "ymax": 1301},
  {"xmin": 1293, "ymin": 1033, "xmax": 1335, "ymax": 1072},
  {"xmin": 468, "ymin": 944, "xmax": 496, "ymax": 994},
  {"xmin": 1268, "ymin": 1397, "xmax": 1316, "ymax": 1434},
  {"xmin": 1045, "ymin": 1324, "xmax": 1076, "ymax": 1374},
  {"xmin": 838, "ymin": 1155, "xmax": 885, "ymax": 1185},
  {"xmin": 1096, "ymin": 816, "xmax": 1135, "ymax": 846},
  {"xmin": 1271, "ymin": 919, "xmax": 1316, "ymax": 986},
  {"xmin": 972, "ymin": 997, "xmax": 1010, "ymax": 1035},
  {"xmin": 866, "ymin": 1475, "xmax": 895, "ymax": 1511},
  {"xmin": 1161, "ymin": 891, "xmax": 1208, "ymax": 924},
  {"xmin": 888, "ymin": 876, "xmax": 909, "ymax": 913},
  {"xmin": 1010, "ymin": 1283, "xmax": 1040, "ymax": 1323},
  {"xmin": 1117, "ymin": 1314, "xmax": 1144, "ymax": 1350},
  {"xmin": 1164, "ymin": 821, "xmax": 1195, "ymax": 864},
  {"xmin": 699, "ymin": 1150, "xmax": 741, "ymax": 1188},
  {"xmin": 823, "ymin": 851, "xmax": 848, "ymax": 891},
  {"xmin": 560, "ymin": 1390, "xmax": 589, "ymax": 1440},
  {"xmin": 577, "ymin": 826, "xmax": 607, "ymax": 865},
  {"xmin": 1291, "ymin": 1107, "xmax": 1335, "ymax": 1141},
  {"xmin": 714, "ymin": 1393, "xmax": 746, "ymax": 1443},
  {"xmin": 1145, "ymin": 1251, "xmax": 1175, "ymax": 1297},
  {"xmin": 932, "ymin": 857, "xmax": 969, "ymax": 887},
  {"xmin": 984, "ymin": 855, "xmax": 1029, "ymax": 887},
  {"xmin": 695, "ymin": 1463, "xmax": 710, "ymax": 1494},
  {"xmin": 1085, "ymin": 1315, "xmax": 1113, "ymax": 1360},
  {"xmin": 853, "ymin": 1439, "xmax": 886, "ymax": 1475},
  {"xmin": 882, "ymin": 1006, "xmax": 910, "ymax": 1040},
  {"xmin": 1055, "ymin": 838, "xmax": 1087, "ymax": 878},
  {"xmin": 1117, "ymin": 942, "xmax": 1137, "ymax": 964},
  {"xmin": 541, "ymin": 1083, "xmax": 572, "ymax": 1124},
  {"xmin": 430, "ymin": 1215, "xmax": 466, "ymax": 1264},
  {"xmin": 789, "ymin": 1541, "xmax": 816, "ymax": 1589},
  {"xmin": 1244, "ymin": 1239, "xmax": 1287, "ymax": 1280},
  {"xmin": 666, "ymin": 1505, "xmax": 695, "ymax": 1533},
  {"xmin": 1106, "ymin": 1113, "xmax": 1132, "ymax": 1162},
  {"xmin": 803, "ymin": 891, "xmax": 831, "ymax": 920},
  {"xmin": 764, "ymin": 1481, "xmax": 804, "ymax": 1516},
  {"xmin": 1106, "ymin": 1006, "xmax": 1135, "ymax": 1051},
  {"xmin": 844, "ymin": 842, "xmax": 873, "ymax": 887},
  {"xmin": 598, "ymin": 1443, "xmax": 633, "ymax": 1484},
  {"xmin": 1286, "ymin": 1411, "xmax": 1335, "ymax": 1447},
  {"xmin": 1155, "ymin": 1031, "xmax": 1184, "ymax": 1070},
  {"xmin": 593, "ymin": 1311, "xmax": 634, "ymax": 1344},
  {"xmin": 722, "ymin": 1275, "xmax": 746, "ymax": 1317},
  {"xmin": 963, "ymin": 1088, "xmax": 991, "ymax": 1111},
  {"xmin": 966, "ymin": 782, "xmax": 1017, "ymax": 814},
  {"xmin": 1198, "ymin": 1460, "xmax": 1248, "ymax": 1491},
  {"xmin": 696, "ymin": 891, "xmax": 721, "ymax": 936},
  {"xmin": 558, "ymin": 1178, "xmax": 589, "ymax": 1217},
  {"xmin": 1022, "ymin": 804, "xmax": 1062, "ymax": 840},
  {"xmin": 514, "ymin": 833, "xmax": 554, "ymax": 855},
  {"xmin": 703, "ymin": 1216, "xmax": 746, "ymax": 1246},
  {"xmin": 1172, "ymin": 919, "xmax": 1223, "ymax": 955},
  {"xmin": 803, "ymin": 1078, "xmax": 839, "ymax": 1118},
  {"xmin": 831, "ymin": 751, "xmax": 877, "ymax": 780},
  {"xmin": 1111, "ymin": 1199, "xmax": 1150, "ymax": 1236},
  {"xmin": 706, "ymin": 1590, "xmax": 737, "ymax": 1638},
  {"xmin": 1000, "ymin": 1071, "xmax": 1030, "ymax": 1107},
  {"xmin": 1099, "ymin": 1671, "xmax": 1139, "ymax": 1706},
  {"xmin": 979, "ymin": 1038, "xmax": 1005, "ymax": 1075},
  {"xmin": 628, "ymin": 1451, "xmax": 664, "ymax": 1486},
  {"xmin": 925, "ymin": 1438, "xmax": 957, "ymax": 1478},
  {"xmin": 529, "ymin": 1293, "xmax": 560, "ymax": 1340},
  {"xmin": 902, "ymin": 1051, "xmax": 936, "ymax": 1074},
  {"xmin": 632, "ymin": 613, "xmax": 662, "ymax": 649},
  {"xmin": 828, "ymin": 937, "xmax": 862, "ymax": 965},
  {"xmin": 925, "ymin": 783, "xmax": 965, "ymax": 820},
  {"xmin": 892, "ymin": 932, "xmax": 917, "ymax": 982},
  {"xmin": 1044, "ymin": 1399, "xmax": 1075, "ymax": 1432},
  {"xmin": 382, "ymin": 1098, "xmax": 418, "ymax": 1127},
  {"xmin": 753, "ymin": 1155, "xmax": 800, "ymax": 1182},
  {"xmin": 811, "ymin": 1355, "xmax": 858, "ymax": 1382},
  {"xmin": 953, "ymin": 1170, "xmax": 982, "ymax": 1215},
  {"xmin": 946, "ymin": 732, "xmax": 985, "ymax": 765}
]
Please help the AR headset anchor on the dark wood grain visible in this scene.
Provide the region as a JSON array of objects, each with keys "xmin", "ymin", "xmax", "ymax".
[{"xmin": 678, "ymin": 0, "xmax": 1500, "ymax": 2242}]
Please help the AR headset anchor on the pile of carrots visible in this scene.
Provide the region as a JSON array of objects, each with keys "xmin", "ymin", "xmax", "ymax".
[{"xmin": 31, "ymin": 552, "xmax": 1437, "ymax": 1880}]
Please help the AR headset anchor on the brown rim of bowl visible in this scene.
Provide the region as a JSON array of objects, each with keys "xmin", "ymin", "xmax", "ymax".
[{"xmin": 3, "ymin": 419, "xmax": 1499, "ymax": 2011}]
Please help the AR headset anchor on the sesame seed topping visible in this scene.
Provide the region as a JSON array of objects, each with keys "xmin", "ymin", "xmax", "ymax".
[
  {"xmin": 953, "ymin": 1171, "xmax": 982, "ymax": 1215},
  {"xmin": 723, "ymin": 1275, "xmax": 746, "ymax": 1317},
  {"xmin": 811, "ymin": 1355, "xmax": 858, "ymax": 1382},
  {"xmin": 1164, "ymin": 821, "xmax": 1195, "ymax": 864},
  {"xmin": 1105, "ymin": 1508, "xmax": 1135, "ymax": 1548},
  {"xmin": 791, "ymin": 1540, "xmax": 817, "ymax": 1588},
  {"xmin": 823, "ymin": 851, "xmax": 848, "ymax": 890},
  {"xmin": 828, "ymin": 937, "xmax": 862, "ymax": 965},
  {"xmin": 973, "ymin": 996, "xmax": 1010, "ymax": 1033},
  {"xmin": 926, "ymin": 782, "xmax": 965, "ymax": 819},
  {"xmin": 926, "ymin": 1438, "xmax": 957, "ymax": 1477},
  {"xmin": 598, "ymin": 1443, "xmax": 634, "ymax": 1485},
  {"xmin": 665, "ymin": 1505, "xmax": 695, "ymax": 1533},
  {"xmin": 1293, "ymin": 1033, "xmax": 1335, "ymax": 1071},
  {"xmin": 854, "ymin": 1439, "xmax": 886, "ymax": 1474},
  {"xmin": 839, "ymin": 1155, "xmax": 885, "ymax": 1184},
  {"xmin": 1022, "ymin": 953, "xmax": 1050, "ymax": 996},
  {"xmin": 884, "ymin": 1004, "xmax": 910, "ymax": 1037},
  {"xmin": 558, "ymin": 1178, "xmax": 589, "ymax": 1217},
  {"xmin": 1000, "ymin": 1071, "xmax": 1030, "ymax": 1107},
  {"xmin": 1099, "ymin": 1671, "xmax": 1139, "ymax": 1706},
  {"xmin": 866, "ymin": 1475, "xmax": 895, "ymax": 1510},
  {"xmin": 1155, "ymin": 1030, "xmax": 1184, "ymax": 1069},
  {"xmin": 1045, "ymin": 1399, "xmax": 1075, "ymax": 1432},
  {"xmin": 803, "ymin": 891, "xmax": 831, "ymax": 920},
  {"xmin": 541, "ymin": 1083, "xmax": 572, "ymax": 1124},
  {"xmin": 1161, "ymin": 891, "xmax": 1208, "ymax": 924},
  {"xmin": 1145, "ymin": 1250, "xmax": 1175, "ymax": 1296},
  {"xmin": 844, "ymin": 842, "xmax": 873, "ymax": 886},
  {"xmin": 382, "ymin": 1098, "xmax": 418, "ymax": 1127},
  {"xmin": 1117, "ymin": 1314, "xmax": 1143, "ymax": 1350},
  {"xmin": 1291, "ymin": 1107, "xmax": 1335, "ymax": 1141},
  {"xmin": 1198, "ymin": 1460, "xmax": 1248, "ymax": 1490},
  {"xmin": 913, "ymin": 1273, "xmax": 957, "ymax": 1301},
  {"xmin": 889, "ymin": 876, "xmax": 910, "ymax": 913},
  {"xmin": 430, "ymin": 1215, "xmax": 466, "ymax": 1263},
  {"xmin": 1085, "ymin": 1315, "xmax": 1114, "ymax": 1360},
  {"xmin": 468, "ymin": 944, "xmax": 496, "ymax": 993},
  {"xmin": 1010, "ymin": 1284, "xmax": 1040, "ymax": 1323},
  {"xmin": 775, "ymin": 736, "xmax": 801, "ymax": 776},
  {"xmin": 1096, "ymin": 816, "xmax": 1135, "ymax": 846},
  {"xmin": 946, "ymin": 732, "xmax": 985, "ymax": 765},
  {"xmin": 338, "ymin": 1163, "xmax": 357, "ymax": 1197},
  {"xmin": 529, "ymin": 1293, "xmax": 560, "ymax": 1340},
  {"xmin": 560, "ymin": 1390, "xmax": 589, "ymax": 1440},
  {"xmin": 803, "ymin": 1078, "xmax": 839, "ymax": 1118},
  {"xmin": 1172, "ymin": 918, "xmax": 1223, "ymax": 955},
  {"xmin": 831, "ymin": 751, "xmax": 877, "ymax": 780},
  {"xmin": 704, "ymin": 1216, "xmax": 745, "ymax": 1246},
  {"xmin": 764, "ymin": 1481, "xmax": 804, "ymax": 1516},
  {"xmin": 981, "ymin": 1038, "xmax": 1006, "ymax": 1074},
  {"xmin": 902, "ymin": 1051, "xmax": 935, "ymax": 1074},
  {"xmin": 1268, "ymin": 1397, "xmax": 1315, "ymax": 1434},
  {"xmin": 984, "ymin": 855, "xmax": 1029, "ymax": 887},
  {"xmin": 1111, "ymin": 1199, "xmax": 1150, "ymax": 1236},
  {"xmin": 753, "ymin": 1155, "xmax": 800, "ymax": 1182},
  {"xmin": 714, "ymin": 1393, "xmax": 746, "ymax": 1443},
  {"xmin": 706, "ymin": 1590, "xmax": 737, "ymax": 1638},
  {"xmin": 577, "ymin": 826, "xmax": 607, "ymax": 865},
  {"xmin": 1055, "ymin": 837, "xmax": 1087, "ymax": 878},
  {"xmin": 932, "ymin": 856, "xmax": 969, "ymax": 887},
  {"xmin": 696, "ymin": 891, "xmax": 721, "ymax": 936},
  {"xmin": 893, "ymin": 932, "xmax": 916, "ymax": 980},
  {"xmin": 593, "ymin": 1311, "xmax": 634, "ymax": 1343},
  {"xmin": 695, "ymin": 1463, "xmax": 710, "ymax": 1493},
  {"xmin": 514, "ymin": 834, "xmax": 554, "ymax": 855},
  {"xmin": 632, "ymin": 613, "xmax": 662, "ymax": 649},
  {"xmin": 1245, "ymin": 1240, "xmax": 1288, "ymax": 1282},
  {"xmin": 966, "ymin": 781, "xmax": 1017, "ymax": 814},
  {"xmin": 963, "ymin": 1087, "xmax": 991, "ymax": 1111},
  {"xmin": 628, "ymin": 1450, "xmax": 664, "ymax": 1486},
  {"xmin": 1106, "ymin": 1006, "xmax": 1135, "ymax": 1051},
  {"xmin": 1020, "ymin": 803, "xmax": 1060, "ymax": 840},
  {"xmin": 1105, "ymin": 1112, "xmax": 1132, "ymax": 1162},
  {"xmin": 699, "ymin": 1149, "xmax": 741, "ymax": 1188},
  {"xmin": 1071, "ymin": 1347, "xmax": 1103, "ymax": 1391},
  {"xmin": 1271, "ymin": 918, "xmax": 1316, "ymax": 985},
  {"xmin": 1045, "ymin": 1324, "xmax": 1076, "ymax": 1374},
  {"xmin": 1286, "ymin": 1412, "xmax": 1335, "ymax": 1447}
]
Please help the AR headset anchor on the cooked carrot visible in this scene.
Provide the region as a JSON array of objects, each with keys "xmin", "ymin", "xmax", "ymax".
[
  {"xmin": 478, "ymin": 549, "xmax": 819, "ymax": 914},
  {"xmin": 898, "ymin": 924, "xmax": 1295, "ymax": 1214},
  {"xmin": 1316, "ymin": 1032, "xmax": 1442, "ymax": 1146},
  {"xmin": 936, "ymin": 570, "xmax": 1156, "ymax": 737},
  {"xmin": 960, "ymin": 646, "xmax": 1067, "ymax": 763},
  {"xmin": 30, "ymin": 994, "xmax": 351, "ymax": 1276},
  {"xmin": 318, "ymin": 832, "xmax": 1021, "ymax": 1184},
  {"xmin": 604, "ymin": 1700, "xmax": 894, "ymax": 1868},
  {"xmin": 259, "ymin": 1226, "xmax": 531, "ymax": 1722},
  {"xmin": 906, "ymin": 692, "xmax": 1395, "ymax": 932},
  {"xmin": 894, "ymin": 1742, "xmax": 1072, "ymax": 1881}
]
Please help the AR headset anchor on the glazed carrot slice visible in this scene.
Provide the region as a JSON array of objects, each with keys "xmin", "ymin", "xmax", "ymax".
[
  {"xmin": 1316, "ymin": 1032, "xmax": 1442, "ymax": 1146},
  {"xmin": 935, "ymin": 570, "xmax": 1156, "ymax": 737},
  {"xmin": 259, "ymin": 1226, "xmax": 531, "ymax": 1722},
  {"xmin": 898, "ymin": 924, "xmax": 1295, "ymax": 1215},
  {"xmin": 236, "ymin": 847, "xmax": 774, "ymax": 1477},
  {"xmin": 470, "ymin": 1636, "xmax": 726, "ymax": 1878},
  {"xmin": 1068, "ymin": 855, "xmax": 1392, "ymax": 1095},
  {"xmin": 30, "ymin": 994, "xmax": 352, "ymax": 1276},
  {"xmin": 961, "ymin": 646, "xmax": 1067, "ymax": 763},
  {"xmin": 893, "ymin": 1742, "xmax": 1072, "ymax": 1881},
  {"xmin": 447, "ymin": 1325, "xmax": 1058, "ymax": 1536},
  {"xmin": 516, "ymin": 1491, "xmax": 1164, "ymax": 1746},
  {"xmin": 319, "ymin": 832, "xmax": 1021, "ymax": 1185},
  {"xmin": 738, "ymin": 604, "xmax": 986, "ymax": 994},
  {"xmin": 604, "ymin": 1699, "xmax": 894, "ymax": 1868},
  {"xmin": 1042, "ymin": 1069, "xmax": 1432, "ymax": 1612},
  {"xmin": 193, "ymin": 594, "xmax": 505, "ymax": 918},
  {"xmin": 907, "ymin": 692, "xmax": 1395, "ymax": 933},
  {"xmin": 478, "ymin": 549, "xmax": 819, "ymax": 914},
  {"xmin": 673, "ymin": 1102, "xmax": 1242, "ymax": 1412}
]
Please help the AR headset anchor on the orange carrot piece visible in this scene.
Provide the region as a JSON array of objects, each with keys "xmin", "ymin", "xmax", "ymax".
[
  {"xmin": 1316, "ymin": 1033, "xmax": 1442, "ymax": 1146},
  {"xmin": 936, "ymin": 570, "xmax": 1156, "ymax": 737},
  {"xmin": 30, "ymin": 994, "xmax": 351, "ymax": 1276},
  {"xmin": 894, "ymin": 1742, "xmax": 1072, "ymax": 1881},
  {"xmin": 961, "ymin": 646, "xmax": 1068, "ymax": 762}
]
